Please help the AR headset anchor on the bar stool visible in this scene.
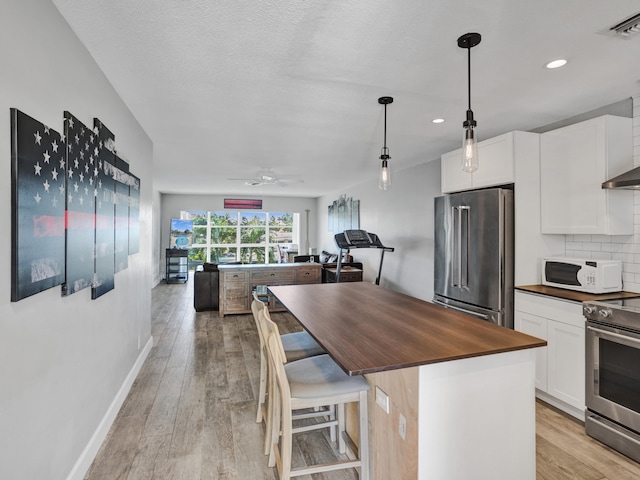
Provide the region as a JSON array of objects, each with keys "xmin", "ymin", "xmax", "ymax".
[
  {"xmin": 250, "ymin": 295, "xmax": 326, "ymax": 451},
  {"xmin": 264, "ymin": 322, "xmax": 370, "ymax": 479}
]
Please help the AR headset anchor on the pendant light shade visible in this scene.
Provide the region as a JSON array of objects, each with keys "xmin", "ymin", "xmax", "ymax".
[
  {"xmin": 458, "ymin": 33, "xmax": 481, "ymax": 173},
  {"xmin": 378, "ymin": 96, "xmax": 393, "ymax": 190}
]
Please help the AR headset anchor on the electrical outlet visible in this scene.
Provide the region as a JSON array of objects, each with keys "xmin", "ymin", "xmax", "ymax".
[
  {"xmin": 375, "ymin": 386, "xmax": 389, "ymax": 413},
  {"xmin": 399, "ymin": 413, "xmax": 407, "ymax": 440}
]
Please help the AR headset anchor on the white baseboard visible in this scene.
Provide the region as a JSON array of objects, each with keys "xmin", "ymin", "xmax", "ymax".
[
  {"xmin": 66, "ymin": 336, "xmax": 153, "ymax": 480},
  {"xmin": 536, "ymin": 390, "xmax": 585, "ymax": 422}
]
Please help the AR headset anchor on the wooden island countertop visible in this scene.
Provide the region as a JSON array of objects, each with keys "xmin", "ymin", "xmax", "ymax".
[{"xmin": 268, "ymin": 282, "xmax": 546, "ymax": 376}]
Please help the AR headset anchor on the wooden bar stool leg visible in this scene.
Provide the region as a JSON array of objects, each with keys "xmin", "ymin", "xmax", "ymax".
[
  {"xmin": 338, "ymin": 403, "xmax": 346, "ymax": 454},
  {"xmin": 359, "ymin": 389, "xmax": 370, "ymax": 480},
  {"xmin": 329, "ymin": 404, "xmax": 337, "ymax": 443},
  {"xmin": 279, "ymin": 399, "xmax": 293, "ymax": 480}
]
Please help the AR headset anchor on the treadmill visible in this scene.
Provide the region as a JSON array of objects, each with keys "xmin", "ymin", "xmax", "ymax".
[{"xmin": 333, "ymin": 229, "xmax": 394, "ymax": 285}]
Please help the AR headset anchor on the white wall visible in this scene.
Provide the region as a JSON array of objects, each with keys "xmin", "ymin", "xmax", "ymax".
[
  {"xmin": 317, "ymin": 161, "xmax": 441, "ymax": 301},
  {"xmin": 159, "ymin": 194, "xmax": 318, "ymax": 279},
  {"xmin": 562, "ymin": 94, "xmax": 640, "ymax": 292},
  {"xmin": 0, "ymin": 2, "xmax": 153, "ymax": 479}
]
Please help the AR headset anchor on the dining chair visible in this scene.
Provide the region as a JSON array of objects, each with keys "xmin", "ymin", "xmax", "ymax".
[
  {"xmin": 265, "ymin": 330, "xmax": 370, "ymax": 479},
  {"xmin": 250, "ymin": 294, "xmax": 325, "ymax": 444}
]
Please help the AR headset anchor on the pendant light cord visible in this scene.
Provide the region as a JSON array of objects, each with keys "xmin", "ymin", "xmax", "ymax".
[
  {"xmin": 383, "ymin": 104, "xmax": 387, "ymax": 148},
  {"xmin": 467, "ymin": 47, "xmax": 472, "ymax": 111}
]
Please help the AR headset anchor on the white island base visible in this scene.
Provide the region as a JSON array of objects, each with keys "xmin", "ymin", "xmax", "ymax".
[{"xmin": 369, "ymin": 348, "xmax": 538, "ymax": 480}]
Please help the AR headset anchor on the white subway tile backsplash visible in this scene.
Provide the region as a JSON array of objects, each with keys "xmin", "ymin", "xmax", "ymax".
[
  {"xmin": 583, "ymin": 242, "xmax": 602, "ymax": 251},
  {"xmin": 613, "ymin": 252, "xmax": 635, "ymax": 263},
  {"xmin": 610, "ymin": 234, "xmax": 635, "ymax": 243},
  {"xmin": 566, "ymin": 250, "xmax": 590, "ymax": 259},
  {"xmin": 565, "ymin": 242, "xmax": 583, "ymax": 251},
  {"xmin": 572, "ymin": 234, "xmax": 593, "ymax": 242},
  {"xmin": 623, "ymin": 262, "xmax": 640, "ymax": 274},
  {"xmin": 591, "ymin": 234, "xmax": 612, "ymax": 243},
  {"xmin": 602, "ymin": 243, "xmax": 623, "ymax": 253},
  {"xmin": 591, "ymin": 251, "xmax": 613, "ymax": 260},
  {"xmin": 624, "ymin": 243, "xmax": 640, "ymax": 254},
  {"xmin": 624, "ymin": 281, "xmax": 640, "ymax": 293}
]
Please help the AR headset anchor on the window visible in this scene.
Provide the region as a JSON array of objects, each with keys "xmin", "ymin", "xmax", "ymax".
[{"xmin": 183, "ymin": 210, "xmax": 297, "ymax": 267}]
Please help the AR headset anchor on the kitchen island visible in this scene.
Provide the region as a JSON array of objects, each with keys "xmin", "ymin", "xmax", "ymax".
[{"xmin": 269, "ymin": 282, "xmax": 546, "ymax": 480}]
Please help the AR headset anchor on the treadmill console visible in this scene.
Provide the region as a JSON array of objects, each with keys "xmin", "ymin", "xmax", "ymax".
[
  {"xmin": 344, "ymin": 229, "xmax": 373, "ymax": 246},
  {"xmin": 334, "ymin": 229, "xmax": 389, "ymax": 250}
]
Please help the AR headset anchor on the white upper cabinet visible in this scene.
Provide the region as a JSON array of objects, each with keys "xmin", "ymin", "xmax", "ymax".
[
  {"xmin": 441, "ymin": 132, "xmax": 515, "ymax": 193},
  {"xmin": 540, "ymin": 115, "xmax": 633, "ymax": 235},
  {"xmin": 441, "ymin": 130, "xmax": 565, "ymax": 285}
]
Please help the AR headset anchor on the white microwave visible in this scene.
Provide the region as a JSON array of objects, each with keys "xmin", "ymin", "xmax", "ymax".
[{"xmin": 542, "ymin": 257, "xmax": 622, "ymax": 293}]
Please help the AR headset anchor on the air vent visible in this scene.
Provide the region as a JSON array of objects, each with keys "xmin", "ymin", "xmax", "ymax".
[{"xmin": 610, "ymin": 12, "xmax": 640, "ymax": 37}]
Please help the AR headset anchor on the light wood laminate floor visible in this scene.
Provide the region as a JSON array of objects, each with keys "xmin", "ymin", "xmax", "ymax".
[{"xmin": 84, "ymin": 280, "xmax": 640, "ymax": 480}]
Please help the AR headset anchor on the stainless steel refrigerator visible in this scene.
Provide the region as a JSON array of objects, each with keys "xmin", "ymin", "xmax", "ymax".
[{"xmin": 433, "ymin": 187, "xmax": 514, "ymax": 328}]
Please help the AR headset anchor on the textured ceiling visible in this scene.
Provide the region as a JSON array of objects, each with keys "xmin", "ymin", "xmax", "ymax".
[{"xmin": 51, "ymin": 0, "xmax": 640, "ymax": 197}]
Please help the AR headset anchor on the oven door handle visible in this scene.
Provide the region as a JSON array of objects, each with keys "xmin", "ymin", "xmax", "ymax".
[{"xmin": 587, "ymin": 325, "xmax": 640, "ymax": 348}]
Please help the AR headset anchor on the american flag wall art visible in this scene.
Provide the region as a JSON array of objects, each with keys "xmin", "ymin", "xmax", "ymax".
[
  {"xmin": 62, "ymin": 111, "xmax": 98, "ymax": 296},
  {"xmin": 10, "ymin": 108, "xmax": 141, "ymax": 302},
  {"xmin": 10, "ymin": 109, "xmax": 67, "ymax": 301},
  {"xmin": 92, "ymin": 118, "xmax": 116, "ymax": 299},
  {"xmin": 113, "ymin": 155, "xmax": 130, "ymax": 273}
]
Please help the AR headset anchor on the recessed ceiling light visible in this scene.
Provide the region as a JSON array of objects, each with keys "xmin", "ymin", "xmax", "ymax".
[
  {"xmin": 545, "ymin": 59, "xmax": 567, "ymax": 69},
  {"xmin": 432, "ymin": 118, "xmax": 445, "ymax": 124}
]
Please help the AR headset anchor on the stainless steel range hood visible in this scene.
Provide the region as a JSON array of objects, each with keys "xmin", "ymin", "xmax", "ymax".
[{"xmin": 602, "ymin": 166, "xmax": 640, "ymax": 189}]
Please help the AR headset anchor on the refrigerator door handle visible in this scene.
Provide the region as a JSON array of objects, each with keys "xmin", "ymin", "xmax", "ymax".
[
  {"xmin": 459, "ymin": 206, "xmax": 470, "ymax": 288},
  {"xmin": 451, "ymin": 205, "xmax": 470, "ymax": 289},
  {"xmin": 450, "ymin": 206, "xmax": 457, "ymax": 287},
  {"xmin": 433, "ymin": 298, "xmax": 490, "ymax": 320}
]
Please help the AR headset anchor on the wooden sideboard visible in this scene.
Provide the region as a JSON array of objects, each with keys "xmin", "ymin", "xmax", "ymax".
[{"xmin": 218, "ymin": 263, "xmax": 322, "ymax": 317}]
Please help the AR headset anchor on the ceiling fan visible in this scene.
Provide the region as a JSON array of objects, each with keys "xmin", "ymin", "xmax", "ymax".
[{"xmin": 228, "ymin": 168, "xmax": 303, "ymax": 187}]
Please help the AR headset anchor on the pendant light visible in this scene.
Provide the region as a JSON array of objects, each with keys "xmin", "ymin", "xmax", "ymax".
[
  {"xmin": 378, "ymin": 96, "xmax": 393, "ymax": 190},
  {"xmin": 457, "ymin": 32, "xmax": 481, "ymax": 173}
]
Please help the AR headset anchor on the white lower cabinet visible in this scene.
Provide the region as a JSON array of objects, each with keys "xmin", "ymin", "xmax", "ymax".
[
  {"xmin": 547, "ymin": 319, "xmax": 584, "ymax": 408},
  {"xmin": 514, "ymin": 311, "xmax": 548, "ymax": 391},
  {"xmin": 514, "ymin": 291, "xmax": 585, "ymax": 419}
]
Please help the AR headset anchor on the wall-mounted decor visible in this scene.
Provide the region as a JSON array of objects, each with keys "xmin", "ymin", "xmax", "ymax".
[
  {"xmin": 10, "ymin": 108, "xmax": 141, "ymax": 301},
  {"xmin": 10, "ymin": 109, "xmax": 66, "ymax": 301},
  {"xmin": 128, "ymin": 173, "xmax": 141, "ymax": 254},
  {"xmin": 62, "ymin": 112, "xmax": 97, "ymax": 296},
  {"xmin": 224, "ymin": 198, "xmax": 263, "ymax": 209},
  {"xmin": 92, "ymin": 118, "xmax": 116, "ymax": 299},
  {"xmin": 113, "ymin": 155, "xmax": 131, "ymax": 273},
  {"xmin": 328, "ymin": 194, "xmax": 359, "ymax": 233}
]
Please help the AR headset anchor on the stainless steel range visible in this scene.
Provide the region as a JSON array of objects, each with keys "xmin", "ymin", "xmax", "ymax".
[{"xmin": 583, "ymin": 297, "xmax": 640, "ymax": 463}]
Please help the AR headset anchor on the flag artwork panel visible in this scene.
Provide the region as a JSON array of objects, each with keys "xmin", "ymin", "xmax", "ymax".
[
  {"xmin": 10, "ymin": 109, "xmax": 67, "ymax": 301},
  {"xmin": 128, "ymin": 173, "xmax": 140, "ymax": 255},
  {"xmin": 114, "ymin": 155, "xmax": 131, "ymax": 273},
  {"xmin": 62, "ymin": 111, "xmax": 98, "ymax": 296},
  {"xmin": 92, "ymin": 118, "xmax": 116, "ymax": 299}
]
